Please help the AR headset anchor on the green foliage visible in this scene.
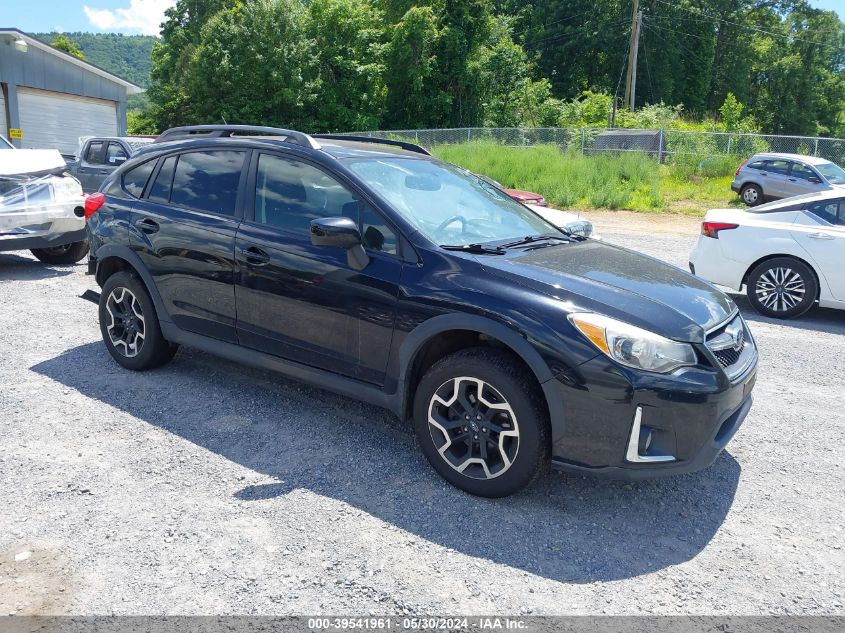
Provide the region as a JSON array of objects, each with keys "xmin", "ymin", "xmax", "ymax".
[
  {"xmin": 51, "ymin": 35, "xmax": 84, "ymax": 59},
  {"xmin": 305, "ymin": 0, "xmax": 387, "ymax": 132},
  {"xmin": 35, "ymin": 32, "xmax": 156, "ymax": 87},
  {"xmin": 434, "ymin": 142, "xmax": 662, "ymax": 210}
]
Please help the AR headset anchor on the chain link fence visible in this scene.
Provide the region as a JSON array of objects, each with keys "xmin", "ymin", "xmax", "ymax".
[{"xmin": 340, "ymin": 127, "xmax": 845, "ymax": 166}]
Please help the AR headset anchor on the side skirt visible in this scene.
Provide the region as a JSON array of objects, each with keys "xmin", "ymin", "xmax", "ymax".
[{"xmin": 160, "ymin": 322, "xmax": 401, "ymax": 417}]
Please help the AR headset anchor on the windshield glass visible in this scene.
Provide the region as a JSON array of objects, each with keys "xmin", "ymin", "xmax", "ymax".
[
  {"xmin": 816, "ymin": 162, "xmax": 845, "ymax": 185},
  {"xmin": 345, "ymin": 158, "xmax": 557, "ymax": 246}
]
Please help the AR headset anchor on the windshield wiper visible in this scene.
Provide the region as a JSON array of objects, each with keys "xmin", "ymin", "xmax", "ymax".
[
  {"xmin": 497, "ymin": 233, "xmax": 573, "ymax": 249},
  {"xmin": 440, "ymin": 243, "xmax": 506, "ymax": 255}
]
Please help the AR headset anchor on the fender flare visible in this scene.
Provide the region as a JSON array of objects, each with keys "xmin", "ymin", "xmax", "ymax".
[
  {"xmin": 94, "ymin": 243, "xmax": 172, "ymax": 323},
  {"xmin": 395, "ymin": 313, "xmax": 561, "ymax": 425}
]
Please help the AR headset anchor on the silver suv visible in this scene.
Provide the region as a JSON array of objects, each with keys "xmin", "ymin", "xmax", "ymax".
[{"xmin": 732, "ymin": 153, "xmax": 845, "ymax": 206}]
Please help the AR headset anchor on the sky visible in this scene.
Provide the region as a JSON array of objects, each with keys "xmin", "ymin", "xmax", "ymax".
[{"xmin": 2, "ymin": 0, "xmax": 843, "ymax": 36}]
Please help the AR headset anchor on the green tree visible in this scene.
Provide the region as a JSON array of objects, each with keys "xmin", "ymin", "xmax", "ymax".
[
  {"xmin": 148, "ymin": 0, "xmax": 236, "ymax": 128},
  {"xmin": 51, "ymin": 35, "xmax": 84, "ymax": 59},
  {"xmin": 187, "ymin": 0, "xmax": 316, "ymax": 128},
  {"xmin": 305, "ymin": 0, "xmax": 387, "ymax": 131}
]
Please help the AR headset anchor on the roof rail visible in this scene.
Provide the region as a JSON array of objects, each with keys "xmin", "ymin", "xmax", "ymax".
[
  {"xmin": 154, "ymin": 125, "xmax": 321, "ymax": 149},
  {"xmin": 312, "ymin": 134, "xmax": 431, "ymax": 156}
]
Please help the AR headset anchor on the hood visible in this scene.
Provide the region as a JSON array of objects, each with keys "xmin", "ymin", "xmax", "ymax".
[
  {"xmin": 0, "ymin": 149, "xmax": 67, "ymax": 177},
  {"xmin": 481, "ymin": 240, "xmax": 735, "ymax": 343}
]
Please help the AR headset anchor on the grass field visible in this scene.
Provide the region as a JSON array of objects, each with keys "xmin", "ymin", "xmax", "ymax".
[{"xmin": 432, "ymin": 142, "xmax": 742, "ymax": 215}]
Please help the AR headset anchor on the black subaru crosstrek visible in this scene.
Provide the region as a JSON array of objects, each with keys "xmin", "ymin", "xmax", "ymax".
[{"xmin": 85, "ymin": 125, "xmax": 758, "ymax": 497}]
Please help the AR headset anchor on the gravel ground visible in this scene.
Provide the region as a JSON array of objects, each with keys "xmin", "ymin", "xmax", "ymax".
[{"xmin": 1, "ymin": 215, "xmax": 843, "ymax": 616}]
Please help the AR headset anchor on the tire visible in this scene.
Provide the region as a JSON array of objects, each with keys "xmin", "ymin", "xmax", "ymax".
[
  {"xmin": 31, "ymin": 240, "xmax": 89, "ymax": 265},
  {"xmin": 746, "ymin": 257, "xmax": 817, "ymax": 319},
  {"xmin": 413, "ymin": 348, "xmax": 550, "ymax": 497},
  {"xmin": 740, "ymin": 183, "xmax": 763, "ymax": 207},
  {"xmin": 98, "ymin": 271, "xmax": 178, "ymax": 370}
]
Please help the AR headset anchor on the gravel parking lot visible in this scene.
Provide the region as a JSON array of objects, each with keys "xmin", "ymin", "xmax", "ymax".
[{"xmin": 1, "ymin": 213, "xmax": 843, "ymax": 616}]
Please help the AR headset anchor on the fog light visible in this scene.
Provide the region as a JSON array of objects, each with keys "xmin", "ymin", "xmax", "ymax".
[{"xmin": 626, "ymin": 406, "xmax": 675, "ymax": 463}]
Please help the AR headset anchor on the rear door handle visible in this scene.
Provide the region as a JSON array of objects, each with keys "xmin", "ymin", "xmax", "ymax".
[
  {"xmin": 238, "ymin": 246, "xmax": 270, "ymax": 267},
  {"xmin": 808, "ymin": 232, "xmax": 835, "ymax": 240},
  {"xmin": 135, "ymin": 218, "xmax": 160, "ymax": 234}
]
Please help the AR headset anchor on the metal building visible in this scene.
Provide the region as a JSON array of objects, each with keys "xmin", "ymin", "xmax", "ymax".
[{"xmin": 0, "ymin": 28, "xmax": 143, "ymax": 153}]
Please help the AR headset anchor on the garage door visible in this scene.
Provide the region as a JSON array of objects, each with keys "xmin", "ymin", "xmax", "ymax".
[{"xmin": 18, "ymin": 88, "xmax": 117, "ymax": 155}]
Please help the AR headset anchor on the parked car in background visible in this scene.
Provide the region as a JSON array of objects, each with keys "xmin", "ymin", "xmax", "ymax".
[
  {"xmin": 525, "ymin": 204, "xmax": 596, "ymax": 239},
  {"xmin": 732, "ymin": 153, "xmax": 845, "ymax": 206},
  {"xmin": 85, "ymin": 125, "xmax": 756, "ymax": 497},
  {"xmin": 0, "ymin": 135, "xmax": 14, "ymax": 149},
  {"xmin": 477, "ymin": 174, "xmax": 548, "ymax": 207},
  {"xmin": 690, "ymin": 190, "xmax": 845, "ymax": 319},
  {"xmin": 475, "ymin": 174, "xmax": 594, "ymax": 237},
  {"xmin": 64, "ymin": 136, "xmax": 155, "ymax": 193},
  {"xmin": 0, "ymin": 148, "xmax": 88, "ymax": 264}
]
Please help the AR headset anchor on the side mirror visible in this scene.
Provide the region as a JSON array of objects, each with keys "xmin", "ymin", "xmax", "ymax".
[
  {"xmin": 310, "ymin": 216, "xmax": 370, "ymax": 270},
  {"xmin": 808, "ymin": 176, "xmax": 821, "ymax": 184}
]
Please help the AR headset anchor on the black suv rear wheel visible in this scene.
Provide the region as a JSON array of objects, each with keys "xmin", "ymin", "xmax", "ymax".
[
  {"xmin": 99, "ymin": 271, "xmax": 178, "ymax": 370},
  {"xmin": 413, "ymin": 348, "xmax": 549, "ymax": 497}
]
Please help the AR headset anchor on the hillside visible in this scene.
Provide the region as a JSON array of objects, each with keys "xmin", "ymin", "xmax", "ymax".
[{"xmin": 33, "ymin": 32, "xmax": 156, "ymax": 88}]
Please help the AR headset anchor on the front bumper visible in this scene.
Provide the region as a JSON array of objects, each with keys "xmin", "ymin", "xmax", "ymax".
[
  {"xmin": 0, "ymin": 198, "xmax": 86, "ymax": 252},
  {"xmin": 548, "ymin": 343, "xmax": 757, "ymax": 479}
]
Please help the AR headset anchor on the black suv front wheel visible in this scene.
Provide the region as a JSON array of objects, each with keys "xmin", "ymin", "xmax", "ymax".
[
  {"xmin": 413, "ymin": 348, "xmax": 549, "ymax": 497},
  {"xmin": 99, "ymin": 271, "xmax": 178, "ymax": 370}
]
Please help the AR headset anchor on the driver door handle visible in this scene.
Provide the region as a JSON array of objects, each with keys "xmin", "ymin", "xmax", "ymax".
[
  {"xmin": 238, "ymin": 245, "xmax": 271, "ymax": 267},
  {"xmin": 808, "ymin": 232, "xmax": 835, "ymax": 240}
]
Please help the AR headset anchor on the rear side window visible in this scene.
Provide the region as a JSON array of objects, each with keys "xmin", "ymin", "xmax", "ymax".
[
  {"xmin": 170, "ymin": 151, "xmax": 245, "ymax": 216},
  {"xmin": 747, "ymin": 161, "xmax": 765, "ymax": 170},
  {"xmin": 148, "ymin": 155, "xmax": 177, "ymax": 204},
  {"xmin": 122, "ymin": 159, "xmax": 155, "ymax": 198},
  {"xmin": 85, "ymin": 141, "xmax": 105, "ymax": 164},
  {"xmin": 807, "ymin": 200, "xmax": 843, "ymax": 226},
  {"xmin": 765, "ymin": 160, "xmax": 790, "ymax": 175}
]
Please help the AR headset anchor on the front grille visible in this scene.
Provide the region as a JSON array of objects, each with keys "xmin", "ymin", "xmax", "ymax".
[
  {"xmin": 713, "ymin": 347, "xmax": 741, "ymax": 368},
  {"xmin": 706, "ymin": 315, "xmax": 754, "ymax": 378}
]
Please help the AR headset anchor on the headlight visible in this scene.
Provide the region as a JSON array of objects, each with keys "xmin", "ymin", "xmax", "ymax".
[
  {"xmin": 565, "ymin": 220, "xmax": 593, "ymax": 238},
  {"xmin": 568, "ymin": 313, "xmax": 697, "ymax": 373}
]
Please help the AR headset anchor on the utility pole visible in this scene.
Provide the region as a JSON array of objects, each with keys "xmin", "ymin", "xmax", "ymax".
[{"xmin": 623, "ymin": 0, "xmax": 643, "ymax": 112}]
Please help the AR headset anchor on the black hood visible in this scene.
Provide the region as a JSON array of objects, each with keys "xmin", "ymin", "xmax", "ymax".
[{"xmin": 481, "ymin": 240, "xmax": 735, "ymax": 343}]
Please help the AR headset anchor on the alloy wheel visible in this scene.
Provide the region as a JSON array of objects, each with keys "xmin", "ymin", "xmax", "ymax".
[
  {"xmin": 427, "ymin": 376, "xmax": 520, "ymax": 480},
  {"xmin": 105, "ymin": 287, "xmax": 146, "ymax": 358},
  {"xmin": 755, "ymin": 267, "xmax": 806, "ymax": 312}
]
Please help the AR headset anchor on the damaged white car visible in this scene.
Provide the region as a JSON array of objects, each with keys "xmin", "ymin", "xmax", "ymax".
[{"xmin": 0, "ymin": 149, "xmax": 88, "ymax": 264}]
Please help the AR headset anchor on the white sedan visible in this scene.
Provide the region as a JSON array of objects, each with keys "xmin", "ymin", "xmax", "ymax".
[
  {"xmin": 689, "ymin": 190, "xmax": 844, "ymax": 319},
  {"xmin": 525, "ymin": 204, "xmax": 597, "ymax": 239}
]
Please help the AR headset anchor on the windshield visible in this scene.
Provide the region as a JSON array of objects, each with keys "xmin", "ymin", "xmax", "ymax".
[
  {"xmin": 816, "ymin": 162, "xmax": 845, "ymax": 185},
  {"xmin": 345, "ymin": 158, "xmax": 557, "ymax": 246}
]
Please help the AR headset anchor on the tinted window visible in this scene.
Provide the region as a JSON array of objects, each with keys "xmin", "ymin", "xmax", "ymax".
[
  {"xmin": 791, "ymin": 163, "xmax": 817, "ymax": 181},
  {"xmin": 148, "ymin": 155, "xmax": 176, "ymax": 204},
  {"xmin": 254, "ymin": 154, "xmax": 356, "ymax": 234},
  {"xmin": 106, "ymin": 142, "xmax": 129, "ymax": 166},
  {"xmin": 747, "ymin": 161, "xmax": 765, "ymax": 170},
  {"xmin": 170, "ymin": 151, "xmax": 245, "ymax": 215},
  {"xmin": 122, "ymin": 159, "xmax": 155, "ymax": 199},
  {"xmin": 361, "ymin": 206, "xmax": 398, "ymax": 255},
  {"xmin": 85, "ymin": 141, "xmax": 104, "ymax": 164},
  {"xmin": 808, "ymin": 201, "xmax": 843, "ymax": 226},
  {"xmin": 765, "ymin": 160, "xmax": 790, "ymax": 175}
]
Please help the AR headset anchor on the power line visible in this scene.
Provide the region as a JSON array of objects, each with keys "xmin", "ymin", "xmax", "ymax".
[
  {"xmin": 642, "ymin": 21, "xmax": 713, "ymax": 69},
  {"xmin": 650, "ymin": 0, "xmax": 844, "ymax": 48}
]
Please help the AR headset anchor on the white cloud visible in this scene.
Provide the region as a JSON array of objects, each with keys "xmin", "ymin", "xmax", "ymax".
[{"xmin": 83, "ymin": 0, "xmax": 175, "ymax": 36}]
